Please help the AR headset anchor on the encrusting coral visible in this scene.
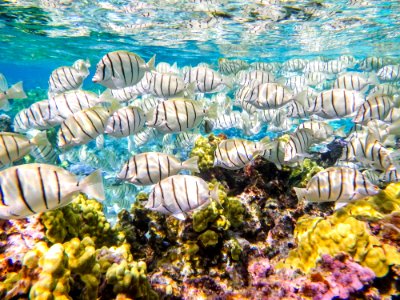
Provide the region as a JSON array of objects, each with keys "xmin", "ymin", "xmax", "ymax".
[{"xmin": 280, "ymin": 182, "xmax": 400, "ymax": 277}]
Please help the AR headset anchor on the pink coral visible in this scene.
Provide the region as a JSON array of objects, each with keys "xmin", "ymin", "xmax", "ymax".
[{"xmin": 302, "ymin": 254, "xmax": 375, "ymax": 300}]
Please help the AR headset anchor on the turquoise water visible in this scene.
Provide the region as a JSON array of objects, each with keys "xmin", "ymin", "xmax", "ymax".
[
  {"xmin": 0, "ymin": 0, "xmax": 400, "ymax": 222},
  {"xmin": 1, "ymin": 0, "xmax": 399, "ymax": 87}
]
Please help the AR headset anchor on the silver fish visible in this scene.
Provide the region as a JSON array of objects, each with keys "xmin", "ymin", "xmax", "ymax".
[
  {"xmin": 377, "ymin": 65, "xmax": 400, "ymax": 81},
  {"xmin": 294, "ymin": 167, "xmax": 379, "ymax": 209},
  {"xmin": 146, "ymin": 174, "xmax": 219, "ymax": 220},
  {"xmin": 48, "ymin": 59, "xmax": 90, "ymax": 95},
  {"xmin": 49, "ymin": 90, "xmax": 102, "ymax": 122},
  {"xmin": 184, "ymin": 66, "xmax": 229, "ymax": 93},
  {"xmin": 118, "ymin": 152, "xmax": 199, "ymax": 185},
  {"xmin": 0, "ymin": 131, "xmax": 48, "ymax": 167},
  {"xmin": 260, "ymin": 139, "xmax": 286, "ymax": 170},
  {"xmin": 284, "ymin": 128, "xmax": 314, "ymax": 163},
  {"xmin": 0, "ymin": 164, "xmax": 104, "ymax": 219},
  {"xmin": 57, "ymin": 106, "xmax": 110, "ymax": 149},
  {"xmin": 146, "ymin": 98, "xmax": 208, "ymax": 133},
  {"xmin": 105, "ymin": 106, "xmax": 146, "ymax": 138},
  {"xmin": 92, "ymin": 50, "xmax": 155, "ymax": 89},
  {"xmin": 353, "ymin": 95, "xmax": 393, "ymax": 124},
  {"xmin": 214, "ymin": 139, "xmax": 262, "ymax": 170}
]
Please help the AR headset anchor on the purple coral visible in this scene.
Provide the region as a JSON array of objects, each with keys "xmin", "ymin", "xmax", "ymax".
[{"xmin": 302, "ymin": 254, "xmax": 375, "ymax": 300}]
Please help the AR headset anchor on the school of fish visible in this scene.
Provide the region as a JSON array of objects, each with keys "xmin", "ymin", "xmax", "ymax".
[{"xmin": 1, "ymin": 50, "xmax": 400, "ymax": 220}]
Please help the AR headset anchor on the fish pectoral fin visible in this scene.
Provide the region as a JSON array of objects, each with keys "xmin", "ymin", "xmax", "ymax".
[
  {"xmin": 334, "ymin": 201, "xmax": 349, "ymax": 210},
  {"xmin": 172, "ymin": 212, "xmax": 187, "ymax": 221}
]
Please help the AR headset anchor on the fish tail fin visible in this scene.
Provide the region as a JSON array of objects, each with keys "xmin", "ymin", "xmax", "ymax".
[
  {"xmin": 147, "ymin": 55, "xmax": 156, "ymax": 70},
  {"xmin": 205, "ymin": 101, "xmax": 219, "ymax": 119},
  {"xmin": 210, "ymin": 183, "xmax": 221, "ymax": 205},
  {"xmin": 181, "ymin": 156, "xmax": 200, "ymax": 173},
  {"xmin": 79, "ymin": 170, "xmax": 105, "ymax": 201},
  {"xmin": 389, "ymin": 150, "xmax": 400, "ymax": 170},
  {"xmin": 335, "ymin": 125, "xmax": 347, "ymax": 138},
  {"xmin": 31, "ymin": 131, "xmax": 49, "ymax": 147},
  {"xmin": 293, "ymin": 187, "xmax": 307, "ymax": 202},
  {"xmin": 367, "ymin": 72, "xmax": 380, "ymax": 86},
  {"xmin": 183, "ymin": 82, "xmax": 196, "ymax": 99},
  {"xmin": 367, "ymin": 120, "xmax": 386, "ymax": 141},
  {"xmin": 6, "ymin": 81, "xmax": 27, "ymax": 99},
  {"xmin": 222, "ymin": 75, "xmax": 234, "ymax": 89},
  {"xmin": 73, "ymin": 59, "xmax": 90, "ymax": 77},
  {"xmin": 99, "ymin": 89, "xmax": 117, "ymax": 103}
]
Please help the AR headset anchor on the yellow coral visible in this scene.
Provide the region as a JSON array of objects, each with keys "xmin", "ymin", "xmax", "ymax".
[
  {"xmin": 280, "ymin": 183, "xmax": 400, "ymax": 277},
  {"xmin": 190, "ymin": 134, "xmax": 226, "ymax": 171},
  {"xmin": 41, "ymin": 194, "xmax": 114, "ymax": 247},
  {"xmin": 29, "ymin": 244, "xmax": 71, "ymax": 300}
]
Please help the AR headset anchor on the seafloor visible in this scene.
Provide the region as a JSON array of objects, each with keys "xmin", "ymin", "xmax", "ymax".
[{"xmin": 0, "ymin": 132, "xmax": 399, "ymax": 300}]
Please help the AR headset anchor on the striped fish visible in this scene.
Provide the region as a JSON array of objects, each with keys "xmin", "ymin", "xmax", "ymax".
[
  {"xmin": 183, "ymin": 66, "xmax": 229, "ymax": 93},
  {"xmin": 214, "ymin": 139, "xmax": 262, "ymax": 170},
  {"xmin": 284, "ymin": 129, "xmax": 314, "ymax": 163},
  {"xmin": 260, "ymin": 139, "xmax": 286, "ymax": 170},
  {"xmin": 236, "ymin": 70, "xmax": 275, "ymax": 86},
  {"xmin": 92, "ymin": 50, "xmax": 155, "ymax": 89},
  {"xmin": 353, "ymin": 95, "xmax": 393, "ymax": 124},
  {"xmin": 0, "ymin": 81, "xmax": 27, "ymax": 111},
  {"xmin": 131, "ymin": 127, "xmax": 159, "ymax": 147},
  {"xmin": 369, "ymin": 83, "xmax": 400, "ymax": 97},
  {"xmin": 251, "ymin": 82, "xmax": 293, "ymax": 109},
  {"xmin": 99, "ymin": 87, "xmax": 139, "ymax": 103},
  {"xmin": 359, "ymin": 56, "xmax": 388, "ymax": 71},
  {"xmin": 211, "ymin": 111, "xmax": 243, "ymax": 131},
  {"xmin": 282, "ymin": 58, "xmax": 306, "ymax": 71},
  {"xmin": 131, "ymin": 96, "xmax": 162, "ymax": 114},
  {"xmin": 146, "ymin": 98, "xmax": 207, "ymax": 133},
  {"xmin": 48, "ymin": 59, "xmax": 90, "ymax": 96},
  {"xmin": 146, "ymin": 174, "xmax": 219, "ymax": 220},
  {"xmin": 118, "ymin": 152, "xmax": 199, "ymax": 185},
  {"xmin": 339, "ymin": 133, "xmax": 395, "ymax": 171},
  {"xmin": 304, "ymin": 72, "xmax": 330, "ymax": 86},
  {"xmin": 384, "ymin": 107, "xmax": 400, "ymax": 123},
  {"xmin": 283, "ymin": 100, "xmax": 309, "ymax": 118},
  {"xmin": 258, "ymin": 109, "xmax": 276, "ymax": 123},
  {"xmin": 297, "ymin": 121, "xmax": 334, "ymax": 142},
  {"xmin": 251, "ymin": 61, "xmax": 280, "ymax": 73},
  {"xmin": 105, "ymin": 106, "xmax": 145, "ymax": 137},
  {"xmin": 304, "ymin": 61, "xmax": 326, "ymax": 73},
  {"xmin": 0, "ymin": 164, "xmax": 104, "ymax": 219},
  {"xmin": 380, "ymin": 165, "xmax": 400, "ymax": 183},
  {"xmin": 49, "ymin": 90, "xmax": 102, "ymax": 122},
  {"xmin": 0, "ymin": 131, "xmax": 48, "ymax": 167},
  {"xmin": 218, "ymin": 58, "xmax": 249, "ymax": 75},
  {"xmin": 377, "ymin": 65, "xmax": 400, "ymax": 81},
  {"xmin": 324, "ymin": 59, "xmax": 347, "ymax": 74},
  {"xmin": 13, "ymin": 100, "xmax": 60, "ymax": 132},
  {"xmin": 333, "ymin": 73, "xmax": 370, "ymax": 91},
  {"xmin": 294, "ymin": 167, "xmax": 379, "ymax": 208},
  {"xmin": 57, "ymin": 106, "xmax": 110, "ymax": 149},
  {"xmin": 310, "ymin": 89, "xmax": 365, "ymax": 119},
  {"xmin": 148, "ymin": 71, "xmax": 188, "ymax": 98}
]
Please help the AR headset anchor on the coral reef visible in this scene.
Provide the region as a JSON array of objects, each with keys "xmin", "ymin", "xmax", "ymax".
[
  {"xmin": 40, "ymin": 194, "xmax": 115, "ymax": 247},
  {"xmin": 280, "ymin": 183, "xmax": 400, "ymax": 277}
]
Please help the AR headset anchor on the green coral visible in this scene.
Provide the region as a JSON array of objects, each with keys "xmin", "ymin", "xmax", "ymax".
[
  {"xmin": 99, "ymin": 243, "xmax": 158, "ymax": 299},
  {"xmin": 41, "ymin": 194, "xmax": 114, "ymax": 247},
  {"xmin": 192, "ymin": 183, "xmax": 245, "ymax": 233},
  {"xmin": 279, "ymin": 183, "xmax": 400, "ymax": 277},
  {"xmin": 189, "ymin": 134, "xmax": 226, "ymax": 171},
  {"xmin": 64, "ymin": 237, "xmax": 100, "ymax": 300},
  {"xmin": 198, "ymin": 230, "xmax": 219, "ymax": 247},
  {"xmin": 289, "ymin": 158, "xmax": 324, "ymax": 187},
  {"xmin": 227, "ymin": 238, "xmax": 242, "ymax": 261}
]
